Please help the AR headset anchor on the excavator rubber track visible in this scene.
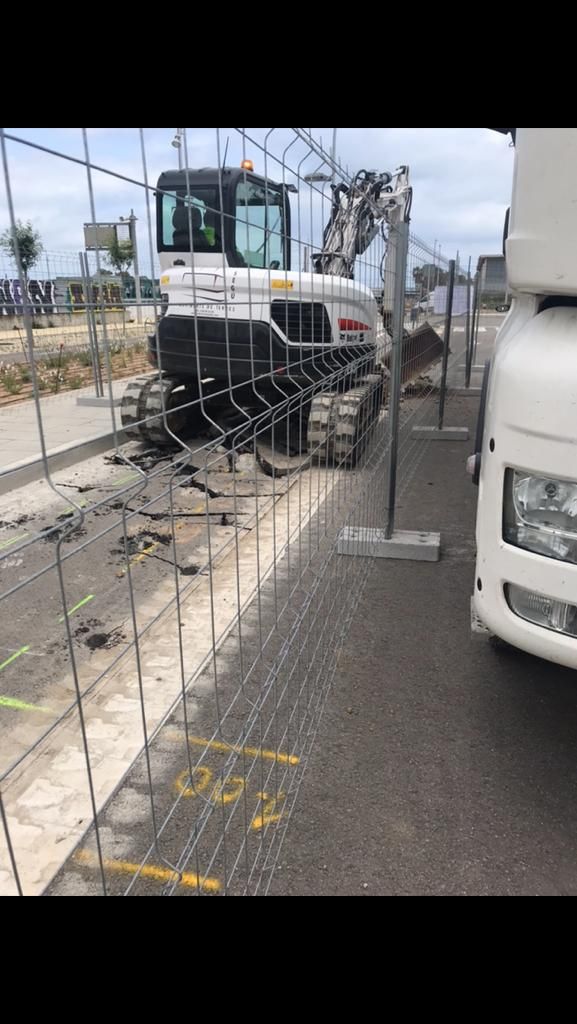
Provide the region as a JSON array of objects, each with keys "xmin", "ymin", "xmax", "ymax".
[
  {"xmin": 307, "ymin": 373, "xmax": 383, "ymax": 466},
  {"xmin": 120, "ymin": 376, "xmax": 155, "ymax": 442},
  {"xmin": 121, "ymin": 373, "xmax": 198, "ymax": 445},
  {"xmin": 121, "ymin": 371, "xmax": 384, "ymax": 468}
]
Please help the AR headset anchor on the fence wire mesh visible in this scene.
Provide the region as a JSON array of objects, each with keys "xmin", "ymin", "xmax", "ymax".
[{"xmin": 0, "ymin": 128, "xmax": 471, "ymax": 895}]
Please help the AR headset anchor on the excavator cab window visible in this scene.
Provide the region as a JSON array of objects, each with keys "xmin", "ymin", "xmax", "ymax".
[
  {"xmin": 234, "ymin": 180, "xmax": 286, "ymax": 270},
  {"xmin": 160, "ymin": 187, "xmax": 220, "ymax": 252}
]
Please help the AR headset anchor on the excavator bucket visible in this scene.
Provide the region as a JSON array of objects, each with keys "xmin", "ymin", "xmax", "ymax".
[{"xmin": 382, "ymin": 321, "xmax": 444, "ymax": 386}]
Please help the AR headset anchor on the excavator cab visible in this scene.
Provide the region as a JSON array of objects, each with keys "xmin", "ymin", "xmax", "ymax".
[{"xmin": 156, "ymin": 167, "xmax": 292, "ymax": 273}]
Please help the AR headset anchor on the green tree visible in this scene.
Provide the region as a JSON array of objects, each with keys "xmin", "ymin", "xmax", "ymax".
[
  {"xmin": 106, "ymin": 237, "xmax": 134, "ymax": 293},
  {"xmin": 0, "ymin": 219, "xmax": 43, "ymax": 280}
]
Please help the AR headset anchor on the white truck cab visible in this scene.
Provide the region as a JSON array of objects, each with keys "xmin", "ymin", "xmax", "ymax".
[{"xmin": 472, "ymin": 129, "xmax": 577, "ymax": 669}]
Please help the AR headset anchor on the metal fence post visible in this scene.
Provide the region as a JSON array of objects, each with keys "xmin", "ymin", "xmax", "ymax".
[
  {"xmin": 472, "ymin": 275, "xmax": 482, "ymax": 368},
  {"xmin": 128, "ymin": 210, "xmax": 142, "ymax": 323},
  {"xmin": 464, "ymin": 257, "xmax": 472, "ymax": 387},
  {"xmin": 438, "ymin": 258, "xmax": 456, "ymax": 429},
  {"xmin": 79, "ymin": 251, "xmax": 103, "ymax": 397},
  {"xmin": 467, "ymin": 272, "xmax": 479, "ymax": 388},
  {"xmin": 384, "ymin": 220, "xmax": 409, "ymax": 539}
]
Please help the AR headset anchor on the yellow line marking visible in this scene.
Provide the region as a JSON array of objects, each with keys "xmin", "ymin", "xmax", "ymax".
[
  {"xmin": 129, "ymin": 541, "xmax": 159, "ymax": 567},
  {"xmin": 58, "ymin": 594, "xmax": 95, "ymax": 621},
  {"xmin": 117, "ymin": 502, "xmax": 215, "ymax": 576},
  {"xmin": 113, "ymin": 473, "xmax": 140, "ymax": 487},
  {"xmin": 0, "ymin": 645, "xmax": 30, "ymax": 672},
  {"xmin": 0, "ymin": 532, "xmax": 28, "ymax": 551},
  {"xmin": 0, "ymin": 694, "xmax": 51, "ymax": 713},
  {"xmin": 173, "ymin": 506, "xmax": 204, "ymax": 535},
  {"xmin": 189, "ymin": 735, "xmax": 300, "ymax": 767},
  {"xmin": 74, "ymin": 849, "xmax": 221, "ymax": 893},
  {"xmin": 117, "ymin": 540, "xmax": 161, "ymax": 576},
  {"xmin": 61, "ymin": 499, "xmax": 88, "ymax": 515},
  {"xmin": 178, "ymin": 733, "xmax": 300, "ymax": 766}
]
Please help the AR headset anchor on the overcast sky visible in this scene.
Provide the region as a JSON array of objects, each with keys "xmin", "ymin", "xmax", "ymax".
[{"xmin": 0, "ymin": 128, "xmax": 514, "ymax": 276}]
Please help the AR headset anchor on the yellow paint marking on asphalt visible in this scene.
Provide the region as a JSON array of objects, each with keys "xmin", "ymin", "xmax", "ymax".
[
  {"xmin": 167, "ymin": 731, "xmax": 300, "ymax": 766},
  {"xmin": 74, "ymin": 849, "xmax": 221, "ymax": 893}
]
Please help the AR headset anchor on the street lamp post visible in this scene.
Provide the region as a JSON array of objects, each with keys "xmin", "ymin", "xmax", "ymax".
[
  {"xmin": 304, "ymin": 128, "xmax": 338, "ymax": 185},
  {"xmin": 172, "ymin": 128, "xmax": 184, "ymax": 170}
]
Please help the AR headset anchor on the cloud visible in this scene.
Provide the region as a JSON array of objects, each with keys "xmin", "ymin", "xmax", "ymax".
[{"xmin": 0, "ymin": 128, "xmax": 514, "ymax": 273}]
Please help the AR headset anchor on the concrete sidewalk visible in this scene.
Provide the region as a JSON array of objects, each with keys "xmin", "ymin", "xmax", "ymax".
[
  {"xmin": 0, "ymin": 380, "xmax": 134, "ymax": 484},
  {"xmin": 269, "ymin": 397, "xmax": 577, "ymax": 897}
]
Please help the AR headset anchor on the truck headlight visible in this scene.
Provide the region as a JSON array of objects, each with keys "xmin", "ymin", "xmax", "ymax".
[{"xmin": 503, "ymin": 469, "xmax": 577, "ymax": 564}]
